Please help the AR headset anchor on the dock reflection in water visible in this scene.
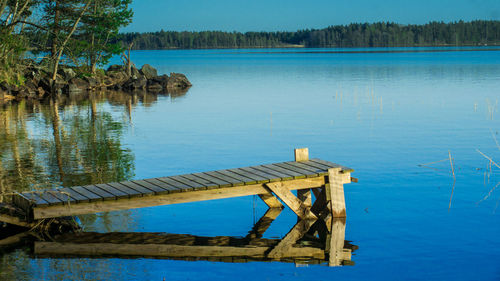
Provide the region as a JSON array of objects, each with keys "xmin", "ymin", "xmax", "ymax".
[{"xmin": 33, "ymin": 208, "xmax": 357, "ymax": 266}]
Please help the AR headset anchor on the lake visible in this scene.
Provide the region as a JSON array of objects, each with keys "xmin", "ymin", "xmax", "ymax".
[{"xmin": 1, "ymin": 47, "xmax": 499, "ymax": 280}]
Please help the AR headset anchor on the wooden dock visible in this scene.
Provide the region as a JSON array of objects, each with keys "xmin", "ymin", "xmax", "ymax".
[
  {"xmin": 24, "ymin": 209, "xmax": 356, "ymax": 266},
  {"xmin": 2, "ymin": 148, "xmax": 354, "ymax": 230}
]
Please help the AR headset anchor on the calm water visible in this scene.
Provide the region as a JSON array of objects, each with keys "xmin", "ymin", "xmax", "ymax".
[{"xmin": 1, "ymin": 47, "xmax": 499, "ymax": 280}]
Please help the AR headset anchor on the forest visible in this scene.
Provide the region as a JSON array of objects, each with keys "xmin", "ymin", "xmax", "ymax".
[{"xmin": 118, "ymin": 20, "xmax": 500, "ymax": 50}]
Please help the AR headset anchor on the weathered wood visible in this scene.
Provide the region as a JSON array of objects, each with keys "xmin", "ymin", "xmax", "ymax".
[
  {"xmin": 22, "ymin": 193, "xmax": 49, "ymax": 206},
  {"xmin": 275, "ymin": 162, "xmax": 319, "ymax": 178},
  {"xmin": 131, "ymin": 180, "xmax": 171, "ymax": 195},
  {"xmin": 205, "ymin": 171, "xmax": 244, "ymax": 186},
  {"xmin": 93, "ymin": 184, "xmax": 128, "ymax": 199},
  {"xmin": 327, "ymin": 168, "xmax": 346, "ymax": 218},
  {"xmin": 265, "ymin": 182, "xmax": 317, "ymax": 220},
  {"xmin": 33, "ymin": 177, "xmax": 325, "ymax": 219},
  {"xmin": 227, "ymin": 168, "xmax": 269, "ymax": 184},
  {"xmin": 294, "ymin": 148, "xmax": 309, "ymax": 162},
  {"xmin": 258, "ymin": 193, "xmax": 284, "ymax": 209},
  {"xmin": 267, "ymin": 219, "xmax": 316, "ymax": 259},
  {"xmin": 98, "ymin": 183, "xmax": 141, "ymax": 198},
  {"xmin": 0, "ymin": 213, "xmax": 34, "ymax": 228},
  {"xmin": 327, "ymin": 218, "xmax": 349, "ymax": 266},
  {"xmin": 297, "ymin": 189, "xmax": 312, "ymax": 208},
  {"xmin": 193, "ymin": 172, "xmax": 231, "ymax": 187},
  {"xmin": 80, "ymin": 185, "xmax": 115, "ymax": 201},
  {"xmin": 168, "ymin": 175, "xmax": 206, "ymax": 190},
  {"xmin": 68, "ymin": 186, "xmax": 102, "ymax": 202},
  {"xmin": 286, "ymin": 161, "xmax": 324, "ymax": 175},
  {"xmin": 311, "ymin": 159, "xmax": 353, "ymax": 173},
  {"xmin": 39, "ymin": 192, "xmax": 64, "ymax": 206},
  {"xmin": 238, "ymin": 167, "xmax": 281, "ymax": 182},
  {"xmin": 156, "ymin": 177, "xmax": 194, "ymax": 191},
  {"xmin": 144, "ymin": 178, "xmax": 182, "ymax": 193},
  {"xmin": 246, "ymin": 208, "xmax": 282, "ymax": 239},
  {"xmin": 252, "ymin": 165, "xmax": 295, "ymax": 180},
  {"xmin": 34, "ymin": 242, "xmax": 324, "ymax": 260},
  {"xmin": 59, "ymin": 187, "xmax": 88, "ymax": 202},
  {"xmin": 216, "ymin": 170, "xmax": 257, "ymax": 185},
  {"xmin": 178, "ymin": 174, "xmax": 218, "ymax": 189},
  {"xmin": 120, "ymin": 181, "xmax": 157, "ymax": 195},
  {"xmin": 260, "ymin": 164, "xmax": 303, "ymax": 179}
]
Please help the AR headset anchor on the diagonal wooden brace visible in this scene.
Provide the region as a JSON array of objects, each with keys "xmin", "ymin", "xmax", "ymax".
[
  {"xmin": 258, "ymin": 193, "xmax": 284, "ymax": 209},
  {"xmin": 265, "ymin": 182, "xmax": 317, "ymax": 220}
]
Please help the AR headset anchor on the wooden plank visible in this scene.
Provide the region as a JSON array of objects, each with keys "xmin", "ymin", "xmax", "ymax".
[
  {"xmin": 119, "ymin": 181, "xmax": 156, "ymax": 195},
  {"xmin": 105, "ymin": 182, "xmax": 145, "ymax": 197},
  {"xmin": 300, "ymin": 159, "xmax": 332, "ymax": 171},
  {"xmin": 168, "ymin": 175, "xmax": 205, "ymax": 190},
  {"xmin": 33, "ymin": 177, "xmax": 326, "ymax": 219},
  {"xmin": 273, "ymin": 162, "xmax": 317, "ymax": 178},
  {"xmin": 294, "ymin": 148, "xmax": 309, "ymax": 162},
  {"xmin": 227, "ymin": 168, "xmax": 269, "ymax": 184},
  {"xmin": 143, "ymin": 178, "xmax": 182, "ymax": 193},
  {"xmin": 49, "ymin": 190, "xmax": 73, "ymax": 204},
  {"xmin": 156, "ymin": 176, "xmax": 194, "ymax": 191},
  {"xmin": 67, "ymin": 186, "xmax": 102, "ymax": 202},
  {"xmin": 238, "ymin": 167, "xmax": 281, "ymax": 182},
  {"xmin": 258, "ymin": 164, "xmax": 301, "ymax": 179},
  {"xmin": 216, "ymin": 169, "xmax": 257, "ymax": 185},
  {"xmin": 204, "ymin": 171, "xmax": 244, "ymax": 186},
  {"xmin": 22, "ymin": 192, "xmax": 49, "ymax": 206},
  {"xmin": 258, "ymin": 193, "xmax": 283, "ymax": 209},
  {"xmin": 179, "ymin": 174, "xmax": 219, "ymax": 189},
  {"xmin": 267, "ymin": 219, "xmax": 316, "ymax": 259},
  {"xmin": 297, "ymin": 189, "xmax": 312, "ymax": 208},
  {"xmin": 93, "ymin": 184, "xmax": 129, "ymax": 199},
  {"xmin": 327, "ymin": 168, "xmax": 346, "ymax": 218},
  {"xmin": 0, "ymin": 214, "xmax": 34, "ymax": 228},
  {"xmin": 59, "ymin": 187, "xmax": 89, "ymax": 203},
  {"xmin": 38, "ymin": 191, "xmax": 64, "ymax": 206},
  {"xmin": 81, "ymin": 185, "xmax": 115, "ymax": 201},
  {"xmin": 285, "ymin": 161, "xmax": 325, "ymax": 175},
  {"xmin": 192, "ymin": 172, "xmax": 231, "ymax": 187},
  {"xmin": 265, "ymin": 182, "xmax": 317, "ymax": 220},
  {"xmin": 310, "ymin": 159, "xmax": 353, "ymax": 173},
  {"xmin": 328, "ymin": 218, "xmax": 348, "ymax": 266},
  {"xmin": 132, "ymin": 180, "xmax": 172, "ymax": 194}
]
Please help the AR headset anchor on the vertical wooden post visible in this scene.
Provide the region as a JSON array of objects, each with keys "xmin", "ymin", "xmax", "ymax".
[
  {"xmin": 295, "ymin": 147, "xmax": 312, "ymax": 211},
  {"xmin": 326, "ymin": 168, "xmax": 346, "ymax": 218},
  {"xmin": 327, "ymin": 218, "xmax": 349, "ymax": 266},
  {"xmin": 294, "ymin": 148, "xmax": 309, "ymax": 162}
]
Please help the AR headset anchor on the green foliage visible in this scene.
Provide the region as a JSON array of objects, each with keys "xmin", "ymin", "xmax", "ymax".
[{"xmin": 118, "ymin": 20, "xmax": 500, "ymax": 49}]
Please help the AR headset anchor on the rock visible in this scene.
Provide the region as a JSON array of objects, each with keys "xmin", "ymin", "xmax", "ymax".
[
  {"xmin": 107, "ymin": 64, "xmax": 125, "ymax": 72},
  {"xmin": 167, "ymin": 72, "xmax": 192, "ymax": 89},
  {"xmin": 140, "ymin": 64, "xmax": 158, "ymax": 79},
  {"xmin": 147, "ymin": 83, "xmax": 163, "ymax": 92},
  {"xmin": 123, "ymin": 76, "xmax": 147, "ymax": 90},
  {"xmin": 84, "ymin": 76, "xmax": 98, "ymax": 88},
  {"xmin": 151, "ymin": 74, "xmax": 169, "ymax": 88},
  {"xmin": 59, "ymin": 68, "xmax": 76, "ymax": 81},
  {"xmin": 66, "ymin": 78, "xmax": 89, "ymax": 93}
]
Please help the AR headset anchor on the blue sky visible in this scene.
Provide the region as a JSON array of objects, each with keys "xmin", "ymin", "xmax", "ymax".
[{"xmin": 125, "ymin": 0, "xmax": 500, "ymax": 32}]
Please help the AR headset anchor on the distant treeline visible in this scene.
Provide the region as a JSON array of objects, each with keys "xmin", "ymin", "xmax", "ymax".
[{"xmin": 117, "ymin": 20, "xmax": 500, "ymax": 50}]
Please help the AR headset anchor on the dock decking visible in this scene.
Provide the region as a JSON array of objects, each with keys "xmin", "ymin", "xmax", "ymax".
[{"xmin": 4, "ymin": 148, "xmax": 354, "ymax": 228}]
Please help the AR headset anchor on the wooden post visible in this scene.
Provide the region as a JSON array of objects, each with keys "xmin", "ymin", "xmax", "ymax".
[
  {"xmin": 294, "ymin": 148, "xmax": 309, "ymax": 162},
  {"xmin": 327, "ymin": 168, "xmax": 346, "ymax": 218},
  {"xmin": 326, "ymin": 218, "xmax": 350, "ymax": 266}
]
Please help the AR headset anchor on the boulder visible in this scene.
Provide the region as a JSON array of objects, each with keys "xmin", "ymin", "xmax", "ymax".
[
  {"xmin": 59, "ymin": 68, "xmax": 76, "ymax": 81},
  {"xmin": 140, "ymin": 64, "xmax": 158, "ymax": 79},
  {"xmin": 147, "ymin": 82, "xmax": 163, "ymax": 92},
  {"xmin": 167, "ymin": 72, "xmax": 192, "ymax": 89},
  {"xmin": 151, "ymin": 74, "xmax": 169, "ymax": 88},
  {"xmin": 66, "ymin": 78, "xmax": 89, "ymax": 93},
  {"xmin": 123, "ymin": 76, "xmax": 147, "ymax": 90},
  {"xmin": 107, "ymin": 64, "xmax": 125, "ymax": 73}
]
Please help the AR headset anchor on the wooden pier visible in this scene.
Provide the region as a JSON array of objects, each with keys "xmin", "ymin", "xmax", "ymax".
[{"xmin": 2, "ymin": 148, "xmax": 354, "ymax": 229}]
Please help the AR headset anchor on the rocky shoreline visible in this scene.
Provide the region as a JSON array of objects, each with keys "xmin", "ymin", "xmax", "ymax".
[{"xmin": 0, "ymin": 63, "xmax": 192, "ymax": 103}]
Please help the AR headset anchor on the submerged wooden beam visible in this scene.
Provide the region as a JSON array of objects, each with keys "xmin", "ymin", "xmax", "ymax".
[{"xmin": 33, "ymin": 177, "xmax": 325, "ymax": 219}]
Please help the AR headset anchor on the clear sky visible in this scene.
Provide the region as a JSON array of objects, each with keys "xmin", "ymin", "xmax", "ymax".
[{"xmin": 125, "ymin": 0, "xmax": 500, "ymax": 32}]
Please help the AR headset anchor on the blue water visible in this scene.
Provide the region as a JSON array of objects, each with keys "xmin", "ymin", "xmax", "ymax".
[{"xmin": 3, "ymin": 47, "xmax": 500, "ymax": 280}]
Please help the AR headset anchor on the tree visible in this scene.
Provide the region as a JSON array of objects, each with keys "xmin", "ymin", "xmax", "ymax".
[{"xmin": 77, "ymin": 0, "xmax": 132, "ymax": 74}]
